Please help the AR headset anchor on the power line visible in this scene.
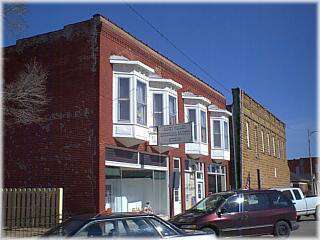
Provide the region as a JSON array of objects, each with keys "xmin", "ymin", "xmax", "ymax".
[{"xmin": 124, "ymin": 2, "xmax": 232, "ymax": 96}]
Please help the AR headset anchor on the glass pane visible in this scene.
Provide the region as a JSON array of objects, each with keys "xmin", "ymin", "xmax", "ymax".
[
  {"xmin": 119, "ymin": 78, "xmax": 130, "ymax": 98},
  {"xmin": 169, "ymin": 96, "xmax": 177, "ymax": 125},
  {"xmin": 148, "ymin": 218, "xmax": 177, "ymax": 237},
  {"xmin": 213, "ymin": 120, "xmax": 221, "ymax": 148},
  {"xmin": 137, "ymin": 81, "xmax": 147, "ymax": 125},
  {"xmin": 188, "ymin": 109, "xmax": 197, "ymax": 140},
  {"xmin": 243, "ymin": 193, "xmax": 270, "ymax": 211},
  {"xmin": 201, "ymin": 111, "xmax": 207, "ymax": 143},
  {"xmin": 137, "ymin": 81, "xmax": 146, "ymax": 103},
  {"xmin": 137, "ymin": 103, "xmax": 147, "ymax": 125},
  {"xmin": 208, "ymin": 175, "xmax": 217, "ymax": 194},
  {"xmin": 222, "ymin": 195, "xmax": 243, "ymax": 213},
  {"xmin": 124, "ymin": 218, "xmax": 158, "ymax": 237},
  {"xmin": 153, "ymin": 94, "xmax": 163, "ymax": 112},
  {"xmin": 224, "ymin": 121, "xmax": 229, "ymax": 150},
  {"xmin": 119, "ymin": 100, "xmax": 130, "ymax": 121},
  {"xmin": 154, "ymin": 113, "xmax": 163, "ymax": 126}
]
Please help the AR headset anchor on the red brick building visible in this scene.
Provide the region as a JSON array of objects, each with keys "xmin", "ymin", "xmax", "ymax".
[
  {"xmin": 4, "ymin": 15, "xmax": 231, "ymax": 217},
  {"xmin": 288, "ymin": 157, "xmax": 319, "ymax": 195}
]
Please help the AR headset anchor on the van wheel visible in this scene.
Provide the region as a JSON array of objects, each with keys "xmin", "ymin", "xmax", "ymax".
[
  {"xmin": 274, "ymin": 221, "xmax": 291, "ymax": 237},
  {"xmin": 200, "ymin": 227, "xmax": 217, "ymax": 236}
]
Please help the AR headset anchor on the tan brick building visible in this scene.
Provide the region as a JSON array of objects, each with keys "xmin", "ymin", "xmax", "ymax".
[{"xmin": 229, "ymin": 88, "xmax": 290, "ymax": 190}]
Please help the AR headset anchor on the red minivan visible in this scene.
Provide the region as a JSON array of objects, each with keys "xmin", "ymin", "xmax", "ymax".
[{"xmin": 170, "ymin": 190, "xmax": 299, "ymax": 237}]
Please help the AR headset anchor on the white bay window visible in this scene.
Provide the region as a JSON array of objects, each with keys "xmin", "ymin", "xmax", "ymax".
[{"xmin": 209, "ymin": 105, "xmax": 231, "ymax": 160}]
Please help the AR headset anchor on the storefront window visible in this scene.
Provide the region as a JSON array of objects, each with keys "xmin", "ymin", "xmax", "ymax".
[
  {"xmin": 105, "ymin": 166, "xmax": 168, "ymax": 216},
  {"xmin": 208, "ymin": 164, "xmax": 226, "ymax": 194}
]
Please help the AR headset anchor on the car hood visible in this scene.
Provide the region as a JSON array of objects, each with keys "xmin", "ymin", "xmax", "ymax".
[{"xmin": 171, "ymin": 210, "xmax": 209, "ymax": 224}]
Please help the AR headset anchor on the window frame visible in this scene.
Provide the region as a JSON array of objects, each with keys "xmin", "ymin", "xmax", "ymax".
[
  {"xmin": 212, "ymin": 119, "xmax": 222, "ymax": 149},
  {"xmin": 200, "ymin": 110, "xmax": 207, "ymax": 143},
  {"xmin": 117, "ymin": 77, "xmax": 131, "ymax": 122},
  {"xmin": 267, "ymin": 133, "xmax": 271, "ymax": 155},
  {"xmin": 246, "ymin": 122, "xmax": 250, "ymax": 148},
  {"xmin": 261, "ymin": 130, "xmax": 265, "ymax": 153},
  {"xmin": 153, "ymin": 93, "xmax": 164, "ymax": 127},
  {"xmin": 136, "ymin": 80, "xmax": 147, "ymax": 126},
  {"xmin": 272, "ymin": 136, "xmax": 276, "ymax": 157},
  {"xmin": 223, "ymin": 121, "xmax": 229, "ymax": 150},
  {"xmin": 169, "ymin": 95, "xmax": 178, "ymax": 125}
]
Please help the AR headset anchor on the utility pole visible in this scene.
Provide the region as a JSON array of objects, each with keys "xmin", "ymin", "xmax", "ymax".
[{"xmin": 308, "ymin": 129, "xmax": 318, "ymax": 195}]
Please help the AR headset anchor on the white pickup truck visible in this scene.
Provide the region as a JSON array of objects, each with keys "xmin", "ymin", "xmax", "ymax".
[{"xmin": 274, "ymin": 187, "xmax": 320, "ymax": 220}]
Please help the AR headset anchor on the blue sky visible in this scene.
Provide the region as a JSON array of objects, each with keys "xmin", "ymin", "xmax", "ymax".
[{"xmin": 3, "ymin": 3, "xmax": 317, "ymax": 159}]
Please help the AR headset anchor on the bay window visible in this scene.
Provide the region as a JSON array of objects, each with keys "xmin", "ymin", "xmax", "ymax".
[
  {"xmin": 136, "ymin": 81, "xmax": 147, "ymax": 125},
  {"xmin": 118, "ymin": 77, "xmax": 130, "ymax": 121},
  {"xmin": 200, "ymin": 111, "xmax": 207, "ymax": 143},
  {"xmin": 169, "ymin": 96, "xmax": 177, "ymax": 125},
  {"xmin": 153, "ymin": 94, "xmax": 163, "ymax": 126}
]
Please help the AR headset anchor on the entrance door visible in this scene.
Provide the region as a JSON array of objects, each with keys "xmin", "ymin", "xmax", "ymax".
[{"xmin": 173, "ymin": 158, "xmax": 182, "ymax": 216}]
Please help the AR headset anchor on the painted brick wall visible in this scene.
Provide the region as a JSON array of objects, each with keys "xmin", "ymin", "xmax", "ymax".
[{"xmin": 4, "ymin": 19, "xmax": 101, "ymax": 216}]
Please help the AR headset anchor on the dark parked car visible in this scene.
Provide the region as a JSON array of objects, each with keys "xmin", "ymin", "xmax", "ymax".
[
  {"xmin": 170, "ymin": 190, "xmax": 299, "ymax": 237},
  {"xmin": 43, "ymin": 212, "xmax": 214, "ymax": 239}
]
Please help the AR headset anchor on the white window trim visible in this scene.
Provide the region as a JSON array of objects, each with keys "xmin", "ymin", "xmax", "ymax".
[
  {"xmin": 211, "ymin": 117, "xmax": 229, "ymax": 151},
  {"xmin": 261, "ymin": 130, "xmax": 265, "ymax": 153},
  {"xmin": 150, "ymin": 88, "xmax": 179, "ymax": 127},
  {"xmin": 246, "ymin": 122, "xmax": 250, "ymax": 148},
  {"xmin": 277, "ymin": 139, "xmax": 281, "ymax": 159},
  {"xmin": 272, "ymin": 136, "xmax": 276, "ymax": 157},
  {"xmin": 267, "ymin": 133, "xmax": 271, "ymax": 155},
  {"xmin": 184, "ymin": 104, "xmax": 208, "ymax": 144}
]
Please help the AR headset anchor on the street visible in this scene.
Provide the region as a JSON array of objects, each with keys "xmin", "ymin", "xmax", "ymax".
[{"xmin": 292, "ymin": 216, "xmax": 318, "ymax": 238}]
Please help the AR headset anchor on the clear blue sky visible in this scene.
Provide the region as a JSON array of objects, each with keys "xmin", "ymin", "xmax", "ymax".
[{"xmin": 4, "ymin": 3, "xmax": 317, "ymax": 159}]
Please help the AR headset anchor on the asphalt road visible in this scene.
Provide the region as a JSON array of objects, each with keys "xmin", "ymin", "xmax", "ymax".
[{"xmin": 291, "ymin": 215, "xmax": 318, "ymax": 238}]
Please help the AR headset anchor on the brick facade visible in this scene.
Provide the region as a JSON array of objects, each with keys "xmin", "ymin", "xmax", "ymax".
[
  {"xmin": 4, "ymin": 15, "xmax": 230, "ymax": 216},
  {"xmin": 229, "ymin": 88, "xmax": 290, "ymax": 189}
]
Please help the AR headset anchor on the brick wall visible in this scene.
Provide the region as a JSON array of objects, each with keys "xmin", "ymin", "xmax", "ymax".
[
  {"xmin": 238, "ymin": 89, "xmax": 290, "ymax": 188},
  {"xmin": 4, "ymin": 19, "xmax": 101, "ymax": 215}
]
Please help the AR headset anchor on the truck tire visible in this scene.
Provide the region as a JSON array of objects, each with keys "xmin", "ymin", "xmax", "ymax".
[{"xmin": 273, "ymin": 221, "xmax": 291, "ymax": 237}]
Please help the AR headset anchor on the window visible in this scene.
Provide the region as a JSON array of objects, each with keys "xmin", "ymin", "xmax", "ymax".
[
  {"xmin": 136, "ymin": 81, "xmax": 147, "ymax": 125},
  {"xmin": 188, "ymin": 109, "xmax": 197, "ymax": 141},
  {"xmin": 277, "ymin": 139, "xmax": 281, "ymax": 158},
  {"xmin": 272, "ymin": 137, "xmax": 276, "ymax": 157},
  {"xmin": 254, "ymin": 126, "xmax": 258, "ymax": 154},
  {"xmin": 243, "ymin": 193, "xmax": 270, "ymax": 211},
  {"xmin": 169, "ymin": 96, "xmax": 177, "ymax": 125},
  {"xmin": 224, "ymin": 121, "xmax": 229, "ymax": 150},
  {"xmin": 293, "ymin": 190, "xmax": 302, "ymax": 200},
  {"xmin": 200, "ymin": 111, "xmax": 207, "ymax": 143},
  {"xmin": 124, "ymin": 218, "xmax": 159, "ymax": 237},
  {"xmin": 148, "ymin": 218, "xmax": 177, "ymax": 237},
  {"xmin": 261, "ymin": 131, "xmax": 265, "ymax": 153},
  {"xmin": 213, "ymin": 120, "xmax": 221, "ymax": 148},
  {"xmin": 222, "ymin": 195, "xmax": 243, "ymax": 213},
  {"xmin": 267, "ymin": 133, "xmax": 271, "ymax": 155},
  {"xmin": 269, "ymin": 192, "xmax": 292, "ymax": 208},
  {"xmin": 153, "ymin": 94, "xmax": 163, "ymax": 126},
  {"xmin": 274, "ymin": 168, "xmax": 277, "ymax": 178},
  {"xmin": 246, "ymin": 122, "xmax": 250, "ymax": 148},
  {"xmin": 76, "ymin": 221, "xmax": 115, "ymax": 237},
  {"xmin": 118, "ymin": 77, "xmax": 130, "ymax": 121},
  {"xmin": 282, "ymin": 190, "xmax": 293, "ymax": 200}
]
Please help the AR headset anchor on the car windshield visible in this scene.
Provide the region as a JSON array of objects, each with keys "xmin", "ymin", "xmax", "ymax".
[
  {"xmin": 43, "ymin": 218, "xmax": 86, "ymax": 236},
  {"xmin": 191, "ymin": 193, "xmax": 233, "ymax": 212}
]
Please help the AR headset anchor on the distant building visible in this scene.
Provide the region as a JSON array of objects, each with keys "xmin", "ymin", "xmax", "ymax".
[
  {"xmin": 228, "ymin": 88, "xmax": 290, "ymax": 189},
  {"xmin": 288, "ymin": 157, "xmax": 319, "ymax": 195}
]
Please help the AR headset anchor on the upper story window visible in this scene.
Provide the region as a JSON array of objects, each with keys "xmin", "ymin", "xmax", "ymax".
[
  {"xmin": 267, "ymin": 133, "xmax": 271, "ymax": 155},
  {"xmin": 224, "ymin": 121, "xmax": 229, "ymax": 150},
  {"xmin": 246, "ymin": 122, "xmax": 250, "ymax": 148},
  {"xmin": 261, "ymin": 130, "xmax": 265, "ymax": 153},
  {"xmin": 136, "ymin": 81, "xmax": 147, "ymax": 125},
  {"xmin": 277, "ymin": 139, "xmax": 281, "ymax": 159},
  {"xmin": 118, "ymin": 77, "xmax": 130, "ymax": 121},
  {"xmin": 272, "ymin": 136, "xmax": 276, "ymax": 157},
  {"xmin": 169, "ymin": 96, "xmax": 177, "ymax": 125},
  {"xmin": 200, "ymin": 111, "xmax": 207, "ymax": 143},
  {"xmin": 187, "ymin": 109, "xmax": 197, "ymax": 141},
  {"xmin": 213, "ymin": 120, "xmax": 221, "ymax": 148},
  {"xmin": 153, "ymin": 93, "xmax": 163, "ymax": 126}
]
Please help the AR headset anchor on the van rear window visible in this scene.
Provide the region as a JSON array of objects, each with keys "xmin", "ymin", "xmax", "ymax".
[{"xmin": 269, "ymin": 192, "xmax": 292, "ymax": 208}]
